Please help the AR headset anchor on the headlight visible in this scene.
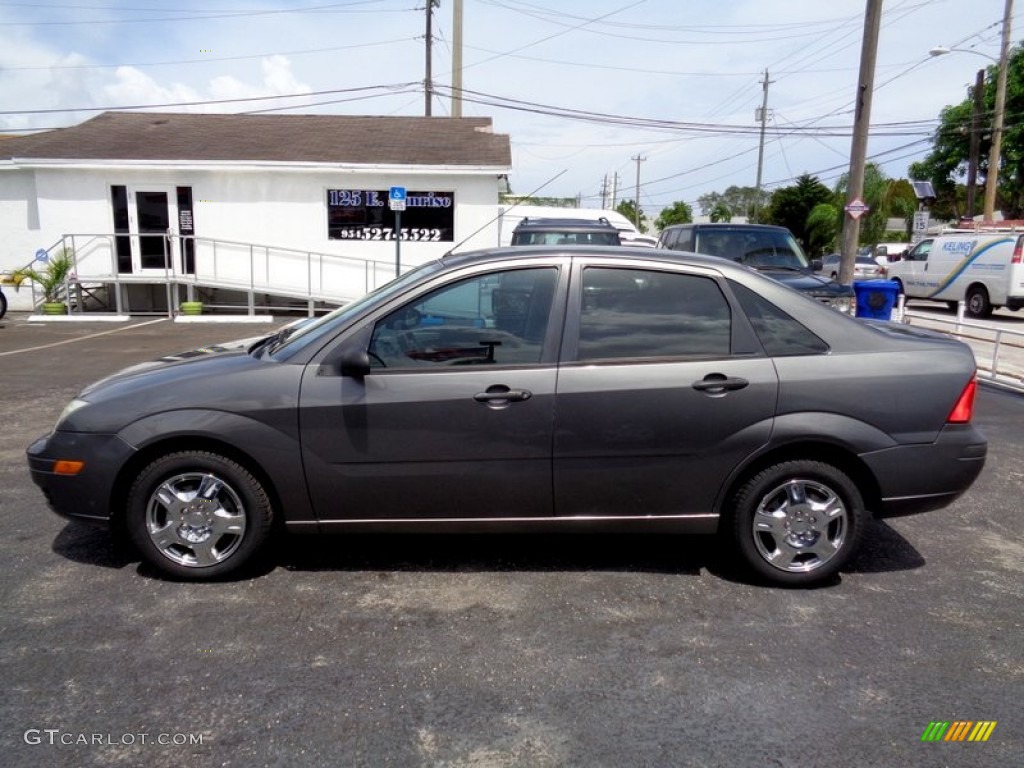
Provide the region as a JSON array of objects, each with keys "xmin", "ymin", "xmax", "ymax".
[
  {"xmin": 55, "ymin": 398, "xmax": 89, "ymax": 430},
  {"xmin": 832, "ymin": 296, "xmax": 854, "ymax": 315}
]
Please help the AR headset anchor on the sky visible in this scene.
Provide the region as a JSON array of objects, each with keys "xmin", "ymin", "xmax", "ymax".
[{"xmin": 0, "ymin": 0, "xmax": 1015, "ymax": 219}]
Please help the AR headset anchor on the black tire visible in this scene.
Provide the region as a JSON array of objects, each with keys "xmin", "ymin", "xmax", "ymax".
[
  {"xmin": 729, "ymin": 460, "xmax": 865, "ymax": 586},
  {"xmin": 0, "ymin": 289, "xmax": 7, "ymax": 321},
  {"xmin": 965, "ymin": 286, "xmax": 992, "ymax": 318},
  {"xmin": 126, "ymin": 451, "xmax": 273, "ymax": 580}
]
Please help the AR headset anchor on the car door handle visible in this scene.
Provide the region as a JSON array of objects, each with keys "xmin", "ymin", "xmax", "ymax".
[
  {"xmin": 692, "ymin": 374, "xmax": 749, "ymax": 395},
  {"xmin": 473, "ymin": 386, "xmax": 533, "ymax": 404}
]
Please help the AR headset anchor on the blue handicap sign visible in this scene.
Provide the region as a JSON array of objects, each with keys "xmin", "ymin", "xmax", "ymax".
[{"xmin": 389, "ymin": 186, "xmax": 407, "ymax": 202}]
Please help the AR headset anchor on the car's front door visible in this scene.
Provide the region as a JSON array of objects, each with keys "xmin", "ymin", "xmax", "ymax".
[
  {"xmin": 553, "ymin": 263, "xmax": 778, "ymax": 519},
  {"xmin": 299, "ymin": 265, "xmax": 564, "ymax": 521},
  {"xmin": 898, "ymin": 238, "xmax": 933, "ymax": 295}
]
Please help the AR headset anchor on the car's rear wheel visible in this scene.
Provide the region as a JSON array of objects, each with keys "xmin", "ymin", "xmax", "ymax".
[
  {"xmin": 126, "ymin": 451, "xmax": 273, "ymax": 580},
  {"xmin": 730, "ymin": 460, "xmax": 865, "ymax": 586},
  {"xmin": 965, "ymin": 285, "xmax": 992, "ymax": 318}
]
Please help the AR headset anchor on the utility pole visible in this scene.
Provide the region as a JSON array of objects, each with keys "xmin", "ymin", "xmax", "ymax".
[
  {"xmin": 839, "ymin": 0, "xmax": 883, "ymax": 285},
  {"xmin": 631, "ymin": 155, "xmax": 646, "ymax": 228},
  {"xmin": 452, "ymin": 0, "xmax": 464, "ymax": 117},
  {"xmin": 601, "ymin": 174, "xmax": 609, "ymax": 209},
  {"xmin": 966, "ymin": 68, "xmax": 985, "ymax": 220},
  {"xmin": 612, "ymin": 172, "xmax": 620, "ymax": 208},
  {"xmin": 753, "ymin": 69, "xmax": 773, "ymax": 223},
  {"xmin": 983, "ymin": 0, "xmax": 1014, "ymax": 221},
  {"xmin": 424, "ymin": 0, "xmax": 435, "ymax": 116}
]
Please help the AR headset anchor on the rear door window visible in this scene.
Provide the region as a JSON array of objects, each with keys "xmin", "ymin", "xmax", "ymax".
[{"xmin": 574, "ymin": 267, "xmax": 731, "ymax": 360}]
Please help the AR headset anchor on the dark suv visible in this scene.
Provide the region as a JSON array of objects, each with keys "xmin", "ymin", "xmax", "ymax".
[
  {"xmin": 657, "ymin": 223, "xmax": 855, "ymax": 314},
  {"xmin": 511, "ymin": 217, "xmax": 622, "ymax": 246}
]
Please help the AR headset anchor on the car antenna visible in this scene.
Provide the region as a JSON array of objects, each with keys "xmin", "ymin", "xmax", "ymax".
[{"xmin": 445, "ymin": 168, "xmax": 568, "ymax": 256}]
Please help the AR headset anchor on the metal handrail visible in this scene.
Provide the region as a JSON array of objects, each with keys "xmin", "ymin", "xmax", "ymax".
[
  {"xmin": 47, "ymin": 232, "xmax": 397, "ymax": 317},
  {"xmin": 903, "ymin": 304, "xmax": 1024, "ymax": 392}
]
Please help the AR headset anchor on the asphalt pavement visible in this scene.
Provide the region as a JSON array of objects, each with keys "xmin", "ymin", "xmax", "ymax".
[{"xmin": 0, "ymin": 312, "xmax": 1021, "ymax": 768}]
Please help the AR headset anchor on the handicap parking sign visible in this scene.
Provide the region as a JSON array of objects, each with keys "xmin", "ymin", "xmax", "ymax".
[{"xmin": 389, "ymin": 186, "xmax": 407, "ymax": 211}]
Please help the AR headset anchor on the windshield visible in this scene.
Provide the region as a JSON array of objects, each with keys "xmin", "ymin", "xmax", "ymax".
[
  {"xmin": 695, "ymin": 227, "xmax": 810, "ymax": 270},
  {"xmin": 265, "ymin": 259, "xmax": 445, "ymax": 359}
]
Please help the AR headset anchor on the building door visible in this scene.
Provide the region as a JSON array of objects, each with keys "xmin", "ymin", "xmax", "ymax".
[{"xmin": 127, "ymin": 186, "xmax": 178, "ymax": 274}]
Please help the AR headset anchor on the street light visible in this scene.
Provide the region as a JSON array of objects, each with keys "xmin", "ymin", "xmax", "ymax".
[
  {"xmin": 930, "ymin": 47, "xmax": 996, "ymax": 220},
  {"xmin": 928, "ymin": 45, "xmax": 996, "ymax": 62}
]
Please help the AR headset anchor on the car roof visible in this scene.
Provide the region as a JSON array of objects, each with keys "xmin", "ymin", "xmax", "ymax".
[
  {"xmin": 512, "ymin": 217, "xmax": 618, "ymax": 231},
  {"xmin": 662, "ymin": 222, "xmax": 792, "ymax": 233},
  {"xmin": 442, "ymin": 245, "xmax": 749, "ymax": 274}
]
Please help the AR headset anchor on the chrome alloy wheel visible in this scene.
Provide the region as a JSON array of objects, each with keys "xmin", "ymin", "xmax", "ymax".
[
  {"xmin": 751, "ymin": 479, "xmax": 848, "ymax": 573},
  {"xmin": 145, "ymin": 472, "xmax": 247, "ymax": 568}
]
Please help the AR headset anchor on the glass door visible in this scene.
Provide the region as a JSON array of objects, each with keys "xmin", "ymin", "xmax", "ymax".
[{"xmin": 128, "ymin": 187, "xmax": 178, "ymax": 274}]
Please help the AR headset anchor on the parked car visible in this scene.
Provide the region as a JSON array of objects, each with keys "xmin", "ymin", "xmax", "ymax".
[
  {"xmin": 656, "ymin": 223, "xmax": 856, "ymax": 314},
  {"xmin": 0, "ymin": 282, "xmax": 7, "ymax": 320},
  {"xmin": 887, "ymin": 231, "xmax": 1024, "ymax": 317},
  {"xmin": 511, "ymin": 217, "xmax": 621, "ymax": 246},
  {"xmin": 27, "ymin": 247, "xmax": 986, "ymax": 586},
  {"xmin": 818, "ymin": 253, "xmax": 887, "ymax": 280}
]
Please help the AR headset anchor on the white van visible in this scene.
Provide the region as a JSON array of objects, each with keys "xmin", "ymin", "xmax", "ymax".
[{"xmin": 887, "ymin": 231, "xmax": 1024, "ymax": 317}]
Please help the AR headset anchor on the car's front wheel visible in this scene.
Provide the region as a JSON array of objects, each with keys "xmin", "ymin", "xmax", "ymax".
[
  {"xmin": 730, "ymin": 460, "xmax": 865, "ymax": 586},
  {"xmin": 126, "ymin": 451, "xmax": 273, "ymax": 580}
]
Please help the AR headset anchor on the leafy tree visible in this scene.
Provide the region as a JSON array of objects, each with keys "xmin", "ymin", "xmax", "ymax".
[
  {"xmin": 709, "ymin": 202, "xmax": 732, "ymax": 222},
  {"xmin": 806, "ymin": 202, "xmax": 841, "ymax": 254},
  {"xmin": 697, "ymin": 185, "xmax": 766, "ymax": 219},
  {"xmin": 616, "ymin": 199, "xmax": 648, "ymax": 232},
  {"xmin": 654, "ymin": 200, "xmax": 693, "ymax": 230},
  {"xmin": 763, "ymin": 174, "xmax": 835, "ymax": 252},
  {"xmin": 910, "ymin": 42, "xmax": 1024, "ymax": 219}
]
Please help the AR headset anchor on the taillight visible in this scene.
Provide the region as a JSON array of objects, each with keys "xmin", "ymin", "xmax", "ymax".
[
  {"xmin": 1013, "ymin": 237, "xmax": 1023, "ymax": 264},
  {"xmin": 948, "ymin": 377, "xmax": 978, "ymax": 423}
]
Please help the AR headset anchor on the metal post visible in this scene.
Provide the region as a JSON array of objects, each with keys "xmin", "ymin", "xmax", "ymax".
[
  {"xmin": 966, "ymin": 69, "xmax": 985, "ymax": 219},
  {"xmin": 395, "ymin": 210, "xmax": 402, "ymax": 277},
  {"xmin": 983, "ymin": 0, "xmax": 1014, "ymax": 221},
  {"xmin": 425, "ymin": 0, "xmax": 433, "ymax": 116},
  {"xmin": 452, "ymin": 0, "xmax": 464, "ymax": 117},
  {"xmin": 630, "ymin": 155, "xmax": 646, "ymax": 228}
]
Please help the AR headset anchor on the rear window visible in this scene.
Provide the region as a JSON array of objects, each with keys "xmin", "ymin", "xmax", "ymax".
[
  {"xmin": 695, "ymin": 227, "xmax": 809, "ymax": 269},
  {"xmin": 513, "ymin": 230, "xmax": 620, "ymax": 246},
  {"xmin": 576, "ymin": 267, "xmax": 731, "ymax": 360}
]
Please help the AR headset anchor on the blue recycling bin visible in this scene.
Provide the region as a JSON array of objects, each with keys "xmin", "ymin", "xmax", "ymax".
[{"xmin": 853, "ymin": 279, "xmax": 900, "ymax": 320}]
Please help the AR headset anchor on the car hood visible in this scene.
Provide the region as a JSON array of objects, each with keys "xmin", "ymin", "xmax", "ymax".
[
  {"xmin": 63, "ymin": 343, "xmax": 304, "ymax": 436},
  {"xmin": 761, "ymin": 269, "xmax": 854, "ymax": 296},
  {"xmin": 80, "ymin": 336, "xmax": 263, "ymax": 395}
]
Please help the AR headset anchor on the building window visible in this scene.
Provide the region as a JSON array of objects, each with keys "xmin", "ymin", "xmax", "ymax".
[{"xmin": 327, "ymin": 189, "xmax": 455, "ymax": 242}]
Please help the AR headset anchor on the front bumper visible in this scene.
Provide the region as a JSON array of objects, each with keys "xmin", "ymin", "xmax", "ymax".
[
  {"xmin": 861, "ymin": 423, "xmax": 987, "ymax": 517},
  {"xmin": 27, "ymin": 430, "xmax": 137, "ymax": 525}
]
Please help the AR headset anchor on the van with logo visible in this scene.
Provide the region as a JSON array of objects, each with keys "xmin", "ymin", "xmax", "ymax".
[{"xmin": 887, "ymin": 231, "xmax": 1024, "ymax": 317}]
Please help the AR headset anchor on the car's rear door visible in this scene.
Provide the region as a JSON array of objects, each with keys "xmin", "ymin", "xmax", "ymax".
[
  {"xmin": 552, "ymin": 259, "xmax": 778, "ymax": 519},
  {"xmin": 298, "ymin": 261, "xmax": 567, "ymax": 521}
]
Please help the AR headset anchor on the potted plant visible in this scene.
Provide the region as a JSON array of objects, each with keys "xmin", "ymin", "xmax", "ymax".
[{"xmin": 12, "ymin": 249, "xmax": 75, "ymax": 315}]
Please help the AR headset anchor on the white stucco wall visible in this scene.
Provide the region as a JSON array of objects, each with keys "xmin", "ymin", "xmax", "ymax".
[{"xmin": 0, "ymin": 164, "xmax": 505, "ymax": 282}]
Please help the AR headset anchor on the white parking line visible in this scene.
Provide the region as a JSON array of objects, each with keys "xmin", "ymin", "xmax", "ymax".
[{"xmin": 0, "ymin": 318, "xmax": 169, "ymax": 357}]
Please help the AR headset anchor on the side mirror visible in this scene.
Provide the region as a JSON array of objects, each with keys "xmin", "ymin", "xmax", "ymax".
[
  {"xmin": 810, "ymin": 258, "xmax": 823, "ymax": 272},
  {"xmin": 339, "ymin": 348, "xmax": 371, "ymax": 378}
]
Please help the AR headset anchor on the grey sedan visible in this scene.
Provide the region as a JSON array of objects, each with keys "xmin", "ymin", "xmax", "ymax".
[{"xmin": 27, "ymin": 247, "xmax": 986, "ymax": 586}]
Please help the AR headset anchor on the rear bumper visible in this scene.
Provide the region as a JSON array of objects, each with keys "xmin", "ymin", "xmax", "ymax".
[
  {"xmin": 27, "ymin": 430, "xmax": 136, "ymax": 525},
  {"xmin": 861, "ymin": 424, "xmax": 987, "ymax": 518}
]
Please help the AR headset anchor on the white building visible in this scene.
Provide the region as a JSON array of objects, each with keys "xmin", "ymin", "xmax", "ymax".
[{"xmin": 0, "ymin": 111, "xmax": 511, "ymax": 314}]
